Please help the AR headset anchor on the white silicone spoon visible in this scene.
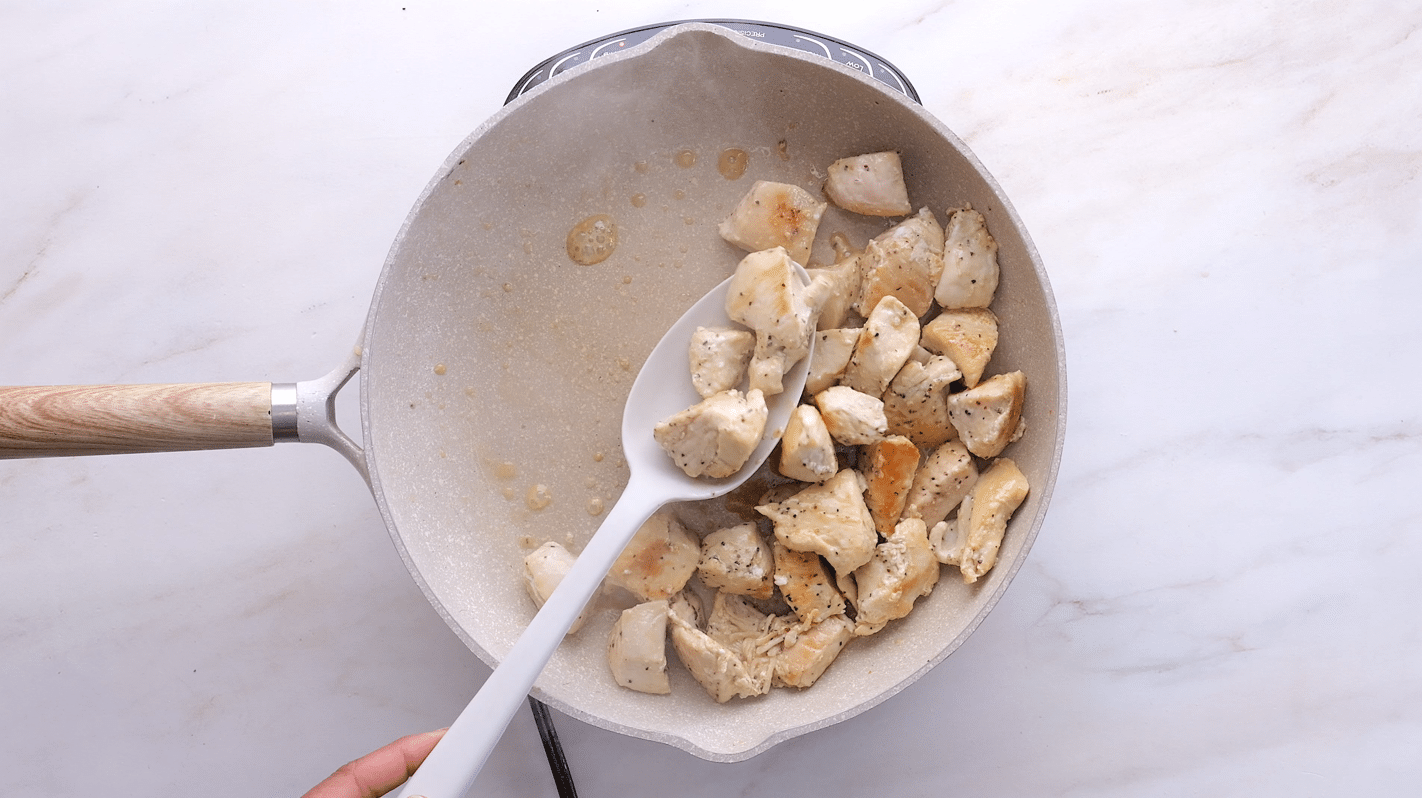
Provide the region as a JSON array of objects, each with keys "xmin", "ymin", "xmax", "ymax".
[{"xmin": 394, "ymin": 264, "xmax": 812, "ymax": 798}]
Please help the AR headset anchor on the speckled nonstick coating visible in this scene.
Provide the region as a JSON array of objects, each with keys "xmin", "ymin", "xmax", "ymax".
[{"xmin": 360, "ymin": 23, "xmax": 1066, "ymax": 762}]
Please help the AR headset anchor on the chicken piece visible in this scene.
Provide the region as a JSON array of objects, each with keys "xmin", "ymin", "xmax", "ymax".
[
  {"xmin": 841, "ymin": 295, "xmax": 920, "ymax": 398},
  {"xmin": 814, "ymin": 385, "xmax": 888, "ymax": 446},
  {"xmin": 823, "ymin": 151, "xmax": 913, "ymax": 217},
  {"xmin": 654, "ymin": 388, "xmax": 768, "ymax": 479},
  {"xmin": 667, "ymin": 591, "xmax": 773, "ymax": 702},
  {"xmin": 773, "ymin": 614, "xmax": 855, "ymax": 689},
  {"xmin": 921, "ymin": 308, "xmax": 998, "ymax": 388},
  {"xmin": 944, "ymin": 458, "xmax": 1030, "ymax": 583},
  {"xmin": 688, "ymin": 326, "xmax": 755, "ymax": 398},
  {"xmin": 771, "ymin": 541, "xmax": 847, "ymax": 625},
  {"xmin": 704, "ymin": 591, "xmax": 854, "ymax": 691},
  {"xmin": 805, "ymin": 328, "xmax": 860, "ymax": 396},
  {"xmin": 521, "ymin": 541, "xmax": 595, "ymax": 635},
  {"xmin": 862, "ymin": 435, "xmax": 920, "ymax": 538},
  {"xmin": 852, "ymin": 517, "xmax": 940, "ymax": 635},
  {"xmin": 607, "ymin": 511, "xmax": 701, "ymax": 601},
  {"xmin": 778, "ymin": 404, "xmax": 838, "ymax": 484},
  {"xmin": 697, "ymin": 522, "xmax": 775, "ymax": 599},
  {"xmin": 805, "ymin": 252, "xmax": 863, "ymax": 330},
  {"xmin": 883, "ymin": 354, "xmax": 962, "ymax": 447},
  {"xmin": 757, "ymin": 468, "xmax": 877, "ymax": 576},
  {"xmin": 945, "ymin": 371, "xmax": 1026, "ymax": 458},
  {"xmin": 706, "ymin": 590, "xmax": 777, "ymax": 655},
  {"xmin": 903, "ymin": 440, "xmax": 978, "ymax": 528},
  {"xmin": 906, "ymin": 344, "xmax": 935, "ymax": 365},
  {"xmin": 928, "ymin": 520, "xmax": 955, "ymax": 565},
  {"xmin": 607, "ymin": 600, "xmax": 671, "ymax": 694},
  {"xmin": 934, "ymin": 206, "xmax": 999, "ymax": 309},
  {"xmin": 718, "ymin": 181, "xmax": 827, "ymax": 266},
  {"xmin": 857, "ymin": 207, "xmax": 945, "ymax": 318},
  {"xmin": 756, "ymin": 480, "xmax": 804, "ymax": 509},
  {"xmin": 725, "ymin": 247, "xmax": 816, "ymax": 396}
]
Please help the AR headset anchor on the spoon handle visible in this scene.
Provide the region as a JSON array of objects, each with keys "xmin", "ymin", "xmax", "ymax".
[{"xmin": 395, "ymin": 475, "xmax": 661, "ymax": 798}]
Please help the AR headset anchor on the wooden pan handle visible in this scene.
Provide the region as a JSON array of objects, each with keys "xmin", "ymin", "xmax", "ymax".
[{"xmin": 0, "ymin": 382, "xmax": 275, "ymax": 458}]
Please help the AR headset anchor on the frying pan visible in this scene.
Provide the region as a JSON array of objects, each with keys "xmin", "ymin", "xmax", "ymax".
[{"xmin": 0, "ymin": 22, "xmax": 1066, "ymax": 762}]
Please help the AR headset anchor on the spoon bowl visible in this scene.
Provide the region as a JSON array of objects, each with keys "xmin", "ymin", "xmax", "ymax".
[{"xmin": 394, "ymin": 265, "xmax": 812, "ymax": 798}]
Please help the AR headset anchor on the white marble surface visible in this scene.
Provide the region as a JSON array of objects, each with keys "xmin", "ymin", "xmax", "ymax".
[{"xmin": 3, "ymin": 1, "xmax": 1420, "ymax": 795}]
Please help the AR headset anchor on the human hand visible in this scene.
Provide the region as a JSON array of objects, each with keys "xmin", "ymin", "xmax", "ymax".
[{"xmin": 302, "ymin": 728, "xmax": 447, "ymax": 798}]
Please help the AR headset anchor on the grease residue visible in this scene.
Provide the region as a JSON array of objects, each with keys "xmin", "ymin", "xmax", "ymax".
[
  {"xmin": 717, "ymin": 148, "xmax": 749, "ymax": 179},
  {"xmin": 566, "ymin": 214, "xmax": 618, "ymax": 265},
  {"xmin": 525, "ymin": 484, "xmax": 553, "ymax": 510}
]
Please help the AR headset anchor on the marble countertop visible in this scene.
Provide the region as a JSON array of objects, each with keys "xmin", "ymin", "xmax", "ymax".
[{"xmin": 4, "ymin": 2, "xmax": 1419, "ymax": 796}]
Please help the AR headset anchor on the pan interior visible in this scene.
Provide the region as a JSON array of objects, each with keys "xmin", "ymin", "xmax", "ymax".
[{"xmin": 361, "ymin": 24, "xmax": 1063, "ymax": 761}]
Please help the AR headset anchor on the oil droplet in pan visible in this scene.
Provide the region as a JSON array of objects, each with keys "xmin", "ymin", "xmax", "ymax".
[
  {"xmin": 566, "ymin": 214, "xmax": 618, "ymax": 265},
  {"xmin": 717, "ymin": 148, "xmax": 749, "ymax": 180},
  {"xmin": 629, "ymin": 193, "xmax": 646, "ymax": 208},
  {"xmin": 525, "ymin": 484, "xmax": 553, "ymax": 510},
  {"xmin": 674, "ymin": 149, "xmax": 696, "ymax": 168}
]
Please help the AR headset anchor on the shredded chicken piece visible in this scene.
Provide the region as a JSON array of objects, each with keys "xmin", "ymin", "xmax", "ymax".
[
  {"xmin": 773, "ymin": 614, "xmax": 854, "ymax": 688},
  {"xmin": 706, "ymin": 590, "xmax": 777, "ymax": 656},
  {"xmin": 667, "ymin": 591, "xmax": 773, "ymax": 702}
]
